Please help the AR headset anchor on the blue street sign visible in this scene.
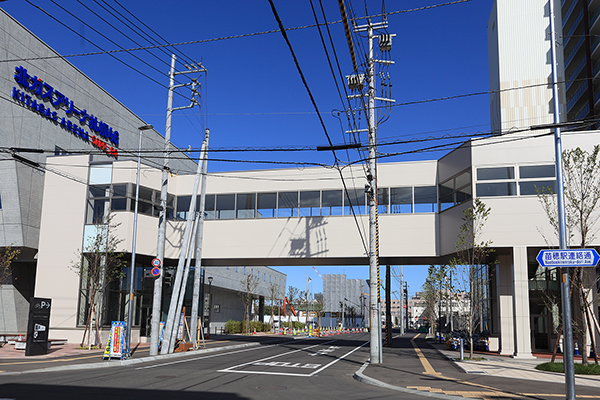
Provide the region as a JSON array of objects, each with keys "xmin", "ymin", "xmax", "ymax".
[{"xmin": 536, "ymin": 249, "xmax": 600, "ymax": 267}]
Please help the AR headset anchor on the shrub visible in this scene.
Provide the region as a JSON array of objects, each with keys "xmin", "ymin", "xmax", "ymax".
[{"xmin": 224, "ymin": 320, "xmax": 242, "ymax": 334}]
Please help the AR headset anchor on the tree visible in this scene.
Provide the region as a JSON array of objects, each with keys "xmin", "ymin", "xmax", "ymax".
[
  {"xmin": 451, "ymin": 198, "xmax": 494, "ymax": 359},
  {"xmin": 0, "ymin": 245, "xmax": 21, "ymax": 286},
  {"xmin": 70, "ymin": 212, "xmax": 124, "ymax": 349},
  {"xmin": 423, "ymin": 265, "xmax": 451, "ymax": 340},
  {"xmin": 239, "ymin": 274, "xmax": 259, "ymax": 335},
  {"xmin": 537, "ymin": 145, "xmax": 600, "ymax": 365},
  {"xmin": 267, "ymin": 283, "xmax": 281, "ymax": 332},
  {"xmin": 286, "ymin": 286, "xmax": 299, "ymax": 326},
  {"xmin": 314, "ymin": 292, "xmax": 325, "ymax": 327}
]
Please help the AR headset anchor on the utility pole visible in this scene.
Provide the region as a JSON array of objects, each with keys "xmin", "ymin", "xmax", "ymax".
[
  {"xmin": 150, "ymin": 54, "xmax": 205, "ymax": 356},
  {"xmin": 400, "ymin": 265, "xmax": 404, "ymax": 335},
  {"xmin": 385, "ymin": 265, "xmax": 392, "ymax": 346},
  {"xmin": 352, "ymin": 19, "xmax": 395, "ymax": 364},
  {"xmin": 548, "ymin": 1, "xmax": 575, "ymax": 398},
  {"xmin": 190, "ymin": 129, "xmax": 210, "ymax": 349}
]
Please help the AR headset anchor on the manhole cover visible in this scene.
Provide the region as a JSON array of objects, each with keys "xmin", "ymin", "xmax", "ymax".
[{"xmin": 257, "ymin": 385, "xmax": 287, "ymax": 391}]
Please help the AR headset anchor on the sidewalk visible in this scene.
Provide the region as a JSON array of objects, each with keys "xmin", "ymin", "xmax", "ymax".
[
  {"xmin": 432, "ymin": 343, "xmax": 600, "ymax": 388},
  {"xmin": 354, "ymin": 334, "xmax": 600, "ymax": 400}
]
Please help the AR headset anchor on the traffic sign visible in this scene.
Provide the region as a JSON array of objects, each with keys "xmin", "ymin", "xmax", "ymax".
[
  {"xmin": 151, "ymin": 267, "xmax": 161, "ymax": 277},
  {"xmin": 536, "ymin": 249, "xmax": 600, "ymax": 267},
  {"xmin": 151, "ymin": 258, "xmax": 161, "ymax": 268}
]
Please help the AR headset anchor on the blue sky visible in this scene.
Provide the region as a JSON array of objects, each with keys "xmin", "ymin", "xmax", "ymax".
[{"xmin": 2, "ymin": 0, "xmax": 495, "ymax": 296}]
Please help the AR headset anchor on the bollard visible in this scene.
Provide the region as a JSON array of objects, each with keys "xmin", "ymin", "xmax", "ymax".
[{"xmin": 460, "ymin": 338, "xmax": 464, "ymax": 361}]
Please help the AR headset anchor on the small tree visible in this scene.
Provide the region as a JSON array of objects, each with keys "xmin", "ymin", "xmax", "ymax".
[
  {"xmin": 314, "ymin": 292, "xmax": 325, "ymax": 327},
  {"xmin": 239, "ymin": 274, "xmax": 259, "ymax": 335},
  {"xmin": 537, "ymin": 145, "xmax": 600, "ymax": 365},
  {"xmin": 0, "ymin": 245, "xmax": 21, "ymax": 286},
  {"xmin": 70, "ymin": 212, "xmax": 124, "ymax": 349},
  {"xmin": 286, "ymin": 286, "xmax": 299, "ymax": 326},
  {"xmin": 451, "ymin": 198, "xmax": 494, "ymax": 359}
]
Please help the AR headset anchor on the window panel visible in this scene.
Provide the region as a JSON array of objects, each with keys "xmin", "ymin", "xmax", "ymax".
[
  {"xmin": 138, "ymin": 186, "xmax": 153, "ymax": 203},
  {"xmin": 414, "ymin": 186, "xmax": 437, "ymax": 213},
  {"xmin": 477, "ymin": 166, "xmax": 514, "ymax": 180},
  {"xmin": 322, "ymin": 190, "xmax": 343, "ymax": 216},
  {"xmin": 519, "ymin": 180, "xmax": 556, "ymax": 196},
  {"xmin": 112, "ymin": 184, "xmax": 128, "ymax": 197},
  {"xmin": 455, "ymin": 171, "xmax": 471, "ymax": 188},
  {"xmin": 236, "ymin": 193, "xmax": 255, "ymax": 219},
  {"xmin": 89, "ymin": 185, "xmax": 110, "ymax": 198},
  {"xmin": 205, "ymin": 194, "xmax": 216, "ymax": 220},
  {"xmin": 519, "ymin": 165, "xmax": 555, "ymax": 179},
  {"xmin": 278, "ymin": 192, "xmax": 298, "ymax": 217},
  {"xmin": 111, "ymin": 198, "xmax": 127, "ymax": 211},
  {"xmin": 344, "ymin": 188, "xmax": 366, "ymax": 215},
  {"xmin": 455, "ymin": 185, "xmax": 472, "ymax": 204},
  {"xmin": 300, "ymin": 191, "xmax": 320, "ymax": 217},
  {"xmin": 216, "ymin": 194, "xmax": 235, "ymax": 219},
  {"xmin": 89, "ymin": 164, "xmax": 112, "ymax": 185},
  {"xmin": 176, "ymin": 196, "xmax": 191, "ymax": 220},
  {"xmin": 257, "ymin": 193, "xmax": 277, "ymax": 218},
  {"xmin": 390, "ymin": 187, "xmax": 412, "ymax": 214},
  {"xmin": 476, "ymin": 182, "xmax": 517, "ymax": 197},
  {"xmin": 87, "ymin": 199, "xmax": 109, "ymax": 224},
  {"xmin": 378, "ymin": 188, "xmax": 389, "ymax": 214}
]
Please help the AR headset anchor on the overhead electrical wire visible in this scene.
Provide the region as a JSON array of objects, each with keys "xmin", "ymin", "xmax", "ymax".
[
  {"xmin": 3, "ymin": 0, "xmax": 475, "ymax": 65},
  {"xmin": 267, "ymin": 0, "xmax": 369, "ymax": 255}
]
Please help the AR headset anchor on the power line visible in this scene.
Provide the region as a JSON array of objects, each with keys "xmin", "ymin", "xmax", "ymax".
[{"xmin": 2, "ymin": 1, "xmax": 473, "ymax": 65}]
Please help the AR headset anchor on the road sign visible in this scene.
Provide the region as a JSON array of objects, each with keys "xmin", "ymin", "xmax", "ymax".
[
  {"xmin": 151, "ymin": 258, "xmax": 161, "ymax": 268},
  {"xmin": 151, "ymin": 267, "xmax": 161, "ymax": 277},
  {"xmin": 536, "ymin": 249, "xmax": 600, "ymax": 267}
]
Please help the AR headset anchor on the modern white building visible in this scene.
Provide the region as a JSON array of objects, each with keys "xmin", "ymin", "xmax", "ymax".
[
  {"xmin": 488, "ymin": 0, "xmax": 566, "ymax": 134},
  {"xmin": 2, "ymin": 3, "xmax": 599, "ymax": 358}
]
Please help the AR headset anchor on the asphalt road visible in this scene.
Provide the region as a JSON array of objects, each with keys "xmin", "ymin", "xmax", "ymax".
[{"xmin": 0, "ymin": 333, "xmax": 401, "ymax": 400}]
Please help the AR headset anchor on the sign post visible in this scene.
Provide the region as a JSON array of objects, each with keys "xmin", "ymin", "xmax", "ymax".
[
  {"xmin": 536, "ymin": 248, "xmax": 600, "ymax": 400},
  {"xmin": 25, "ymin": 297, "xmax": 51, "ymax": 356}
]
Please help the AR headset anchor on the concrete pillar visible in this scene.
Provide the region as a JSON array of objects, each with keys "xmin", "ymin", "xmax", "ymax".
[
  {"xmin": 512, "ymin": 246, "xmax": 534, "ymax": 358},
  {"xmin": 496, "ymin": 254, "xmax": 514, "ymax": 356}
]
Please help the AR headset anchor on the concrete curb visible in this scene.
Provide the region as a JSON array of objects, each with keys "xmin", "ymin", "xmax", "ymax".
[
  {"xmin": 353, "ymin": 360, "xmax": 473, "ymax": 400},
  {"xmin": 0, "ymin": 342, "xmax": 261, "ymax": 376}
]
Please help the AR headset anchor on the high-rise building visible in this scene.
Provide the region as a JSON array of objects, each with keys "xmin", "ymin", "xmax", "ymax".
[
  {"xmin": 561, "ymin": 0, "xmax": 600, "ymax": 124},
  {"xmin": 488, "ymin": 0, "xmax": 566, "ymax": 134}
]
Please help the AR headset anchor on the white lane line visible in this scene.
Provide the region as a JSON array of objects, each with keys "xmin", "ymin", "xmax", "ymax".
[
  {"xmin": 217, "ymin": 341, "xmax": 333, "ymax": 373},
  {"xmin": 308, "ymin": 341, "xmax": 368, "ymax": 377},
  {"xmin": 218, "ymin": 340, "xmax": 369, "ymax": 377},
  {"xmin": 135, "ymin": 344, "xmax": 274, "ymax": 370}
]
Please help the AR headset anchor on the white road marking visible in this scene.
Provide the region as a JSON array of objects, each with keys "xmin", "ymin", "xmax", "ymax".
[
  {"xmin": 218, "ymin": 340, "xmax": 368, "ymax": 377},
  {"xmin": 135, "ymin": 344, "xmax": 275, "ymax": 370}
]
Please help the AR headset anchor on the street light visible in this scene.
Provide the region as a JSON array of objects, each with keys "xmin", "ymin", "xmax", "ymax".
[{"xmin": 126, "ymin": 124, "xmax": 153, "ymax": 353}]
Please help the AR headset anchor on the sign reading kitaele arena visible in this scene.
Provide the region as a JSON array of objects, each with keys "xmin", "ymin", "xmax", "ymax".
[
  {"xmin": 11, "ymin": 66, "xmax": 120, "ymax": 158},
  {"xmin": 536, "ymin": 249, "xmax": 600, "ymax": 268}
]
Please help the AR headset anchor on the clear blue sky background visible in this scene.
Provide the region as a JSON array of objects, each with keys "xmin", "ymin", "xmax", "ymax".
[{"xmin": 2, "ymin": 0, "xmax": 495, "ymax": 297}]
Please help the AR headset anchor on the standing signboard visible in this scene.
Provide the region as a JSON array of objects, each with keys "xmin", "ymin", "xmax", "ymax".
[
  {"xmin": 25, "ymin": 297, "xmax": 51, "ymax": 356},
  {"xmin": 103, "ymin": 321, "xmax": 125, "ymax": 360}
]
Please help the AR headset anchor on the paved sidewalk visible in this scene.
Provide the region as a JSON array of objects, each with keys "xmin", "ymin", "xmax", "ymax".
[
  {"xmin": 354, "ymin": 333, "xmax": 600, "ymax": 400},
  {"xmin": 433, "ymin": 343, "xmax": 600, "ymax": 388}
]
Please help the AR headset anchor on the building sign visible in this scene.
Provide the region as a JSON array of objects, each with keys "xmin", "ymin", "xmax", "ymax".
[{"xmin": 11, "ymin": 66, "xmax": 120, "ymax": 158}]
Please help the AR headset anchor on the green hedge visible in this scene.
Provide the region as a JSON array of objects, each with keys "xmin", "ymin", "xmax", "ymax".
[{"xmin": 224, "ymin": 320, "xmax": 271, "ymax": 334}]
